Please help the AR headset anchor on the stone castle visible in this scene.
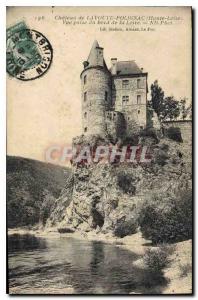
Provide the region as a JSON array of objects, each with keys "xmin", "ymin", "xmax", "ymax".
[{"xmin": 80, "ymin": 40, "xmax": 148, "ymax": 138}]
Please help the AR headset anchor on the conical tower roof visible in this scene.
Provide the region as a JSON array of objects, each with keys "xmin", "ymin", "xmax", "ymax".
[
  {"xmin": 86, "ymin": 40, "xmax": 107, "ymax": 68},
  {"xmin": 87, "ymin": 40, "xmax": 100, "ymax": 66}
]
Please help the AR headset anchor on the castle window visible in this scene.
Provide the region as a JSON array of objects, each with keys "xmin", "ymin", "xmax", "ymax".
[
  {"xmin": 84, "ymin": 127, "xmax": 87, "ymax": 132},
  {"xmin": 84, "ymin": 112, "xmax": 87, "ymax": 118},
  {"xmin": 137, "ymin": 79, "xmax": 141, "ymax": 89},
  {"xmin": 122, "ymin": 80, "xmax": 129, "ymax": 89},
  {"xmin": 105, "ymin": 91, "xmax": 108, "ymax": 101},
  {"xmin": 84, "ymin": 92, "xmax": 87, "ymax": 102},
  {"xmin": 137, "ymin": 95, "xmax": 141, "ymax": 104},
  {"xmin": 84, "ymin": 75, "xmax": 87, "ymax": 85},
  {"xmin": 122, "ymin": 95, "xmax": 129, "ymax": 105},
  {"xmin": 138, "ymin": 110, "xmax": 140, "ymax": 114}
]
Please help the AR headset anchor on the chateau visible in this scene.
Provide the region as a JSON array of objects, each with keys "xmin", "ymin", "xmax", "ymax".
[{"xmin": 80, "ymin": 40, "xmax": 148, "ymax": 138}]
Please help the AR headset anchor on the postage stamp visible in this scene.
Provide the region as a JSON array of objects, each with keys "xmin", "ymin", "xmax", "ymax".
[{"xmin": 6, "ymin": 21, "xmax": 53, "ymax": 81}]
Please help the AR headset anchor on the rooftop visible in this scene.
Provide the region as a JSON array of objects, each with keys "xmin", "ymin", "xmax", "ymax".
[
  {"xmin": 86, "ymin": 40, "xmax": 107, "ymax": 68},
  {"xmin": 83, "ymin": 41, "xmax": 146, "ymax": 76},
  {"xmin": 111, "ymin": 60, "xmax": 144, "ymax": 76}
]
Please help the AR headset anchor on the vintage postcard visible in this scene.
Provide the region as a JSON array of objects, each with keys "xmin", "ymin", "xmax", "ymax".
[{"xmin": 7, "ymin": 6, "xmax": 192, "ymax": 295}]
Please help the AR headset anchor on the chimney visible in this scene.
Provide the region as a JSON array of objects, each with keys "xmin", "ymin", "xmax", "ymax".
[{"xmin": 111, "ymin": 58, "xmax": 117, "ymax": 75}]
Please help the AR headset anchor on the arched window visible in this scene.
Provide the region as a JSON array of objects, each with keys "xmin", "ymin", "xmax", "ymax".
[
  {"xmin": 84, "ymin": 112, "xmax": 87, "ymax": 118},
  {"xmin": 84, "ymin": 127, "xmax": 87, "ymax": 132},
  {"xmin": 138, "ymin": 110, "xmax": 140, "ymax": 114}
]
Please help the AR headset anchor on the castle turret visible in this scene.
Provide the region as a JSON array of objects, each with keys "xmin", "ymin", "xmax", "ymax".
[{"xmin": 80, "ymin": 40, "xmax": 111, "ymax": 135}]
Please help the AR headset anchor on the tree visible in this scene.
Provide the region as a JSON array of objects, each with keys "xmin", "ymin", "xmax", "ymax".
[
  {"xmin": 187, "ymin": 103, "xmax": 192, "ymax": 119},
  {"xmin": 179, "ymin": 98, "xmax": 192, "ymax": 120},
  {"xmin": 150, "ymin": 80, "xmax": 164, "ymax": 117},
  {"xmin": 39, "ymin": 189, "xmax": 55, "ymax": 225},
  {"xmin": 159, "ymin": 96, "xmax": 180, "ymax": 121},
  {"xmin": 150, "ymin": 81, "xmax": 180, "ymax": 121}
]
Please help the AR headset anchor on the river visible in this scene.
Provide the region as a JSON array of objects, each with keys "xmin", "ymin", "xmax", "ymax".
[{"xmin": 8, "ymin": 233, "xmax": 166, "ymax": 294}]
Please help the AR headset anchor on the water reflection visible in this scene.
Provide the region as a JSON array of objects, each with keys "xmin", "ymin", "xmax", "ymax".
[
  {"xmin": 8, "ymin": 234, "xmax": 167, "ymax": 294},
  {"xmin": 8, "ymin": 234, "xmax": 46, "ymax": 253}
]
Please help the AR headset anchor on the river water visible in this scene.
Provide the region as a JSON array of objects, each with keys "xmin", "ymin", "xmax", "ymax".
[{"xmin": 8, "ymin": 234, "xmax": 166, "ymax": 294}]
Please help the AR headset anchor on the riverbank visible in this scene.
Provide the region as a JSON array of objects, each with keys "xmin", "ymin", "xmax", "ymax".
[{"xmin": 8, "ymin": 227, "xmax": 192, "ymax": 294}]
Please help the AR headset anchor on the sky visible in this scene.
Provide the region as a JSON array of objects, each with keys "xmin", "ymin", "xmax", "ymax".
[{"xmin": 7, "ymin": 6, "xmax": 192, "ymax": 162}]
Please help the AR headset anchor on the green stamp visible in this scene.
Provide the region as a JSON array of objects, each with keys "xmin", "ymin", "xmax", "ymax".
[{"xmin": 6, "ymin": 22, "xmax": 53, "ymax": 81}]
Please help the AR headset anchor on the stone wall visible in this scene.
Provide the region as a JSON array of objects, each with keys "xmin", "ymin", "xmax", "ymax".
[
  {"xmin": 105, "ymin": 111, "xmax": 126, "ymax": 140},
  {"xmin": 162, "ymin": 120, "xmax": 192, "ymax": 145}
]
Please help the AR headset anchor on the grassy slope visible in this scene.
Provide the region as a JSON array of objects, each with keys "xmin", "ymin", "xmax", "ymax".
[{"xmin": 7, "ymin": 156, "xmax": 72, "ymax": 228}]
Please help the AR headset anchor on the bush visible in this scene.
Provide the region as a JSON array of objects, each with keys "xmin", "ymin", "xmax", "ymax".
[
  {"xmin": 141, "ymin": 246, "xmax": 172, "ymax": 288},
  {"xmin": 39, "ymin": 190, "xmax": 55, "ymax": 226},
  {"xmin": 117, "ymin": 172, "xmax": 136, "ymax": 195},
  {"xmin": 114, "ymin": 217, "xmax": 138, "ymax": 238},
  {"xmin": 166, "ymin": 127, "xmax": 182, "ymax": 142},
  {"xmin": 155, "ymin": 149, "xmax": 169, "ymax": 166},
  {"xmin": 143, "ymin": 247, "xmax": 171, "ymax": 273},
  {"xmin": 140, "ymin": 128, "xmax": 159, "ymax": 142},
  {"xmin": 138, "ymin": 189, "xmax": 192, "ymax": 244}
]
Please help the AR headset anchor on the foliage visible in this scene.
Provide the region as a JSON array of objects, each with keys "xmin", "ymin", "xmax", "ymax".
[
  {"xmin": 146, "ymin": 106, "xmax": 154, "ymax": 128},
  {"xmin": 143, "ymin": 247, "xmax": 171, "ymax": 273},
  {"xmin": 150, "ymin": 80, "xmax": 165, "ymax": 117},
  {"xmin": 7, "ymin": 156, "xmax": 71, "ymax": 228},
  {"xmin": 155, "ymin": 149, "xmax": 169, "ymax": 166},
  {"xmin": 140, "ymin": 245, "xmax": 174, "ymax": 288},
  {"xmin": 150, "ymin": 81, "xmax": 181, "ymax": 121},
  {"xmin": 114, "ymin": 216, "xmax": 138, "ymax": 238},
  {"xmin": 186, "ymin": 103, "xmax": 192, "ymax": 119},
  {"xmin": 179, "ymin": 98, "xmax": 192, "ymax": 120},
  {"xmin": 138, "ymin": 188, "xmax": 192, "ymax": 244},
  {"xmin": 39, "ymin": 190, "xmax": 56, "ymax": 226},
  {"xmin": 140, "ymin": 127, "xmax": 159, "ymax": 142},
  {"xmin": 159, "ymin": 96, "xmax": 180, "ymax": 121},
  {"xmin": 7, "ymin": 188, "xmax": 39, "ymax": 227},
  {"xmin": 166, "ymin": 127, "xmax": 182, "ymax": 142},
  {"xmin": 117, "ymin": 172, "xmax": 136, "ymax": 195}
]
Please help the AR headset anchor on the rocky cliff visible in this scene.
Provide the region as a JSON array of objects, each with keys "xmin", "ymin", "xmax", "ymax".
[{"xmin": 49, "ymin": 132, "xmax": 192, "ymax": 237}]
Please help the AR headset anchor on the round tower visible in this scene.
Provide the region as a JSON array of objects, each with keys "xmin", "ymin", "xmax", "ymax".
[{"xmin": 80, "ymin": 40, "xmax": 111, "ymax": 136}]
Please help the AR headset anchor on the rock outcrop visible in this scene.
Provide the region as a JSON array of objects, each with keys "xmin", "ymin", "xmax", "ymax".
[{"xmin": 50, "ymin": 133, "xmax": 191, "ymax": 237}]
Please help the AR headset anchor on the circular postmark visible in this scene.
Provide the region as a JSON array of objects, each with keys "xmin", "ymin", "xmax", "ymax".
[{"xmin": 6, "ymin": 29, "xmax": 53, "ymax": 81}]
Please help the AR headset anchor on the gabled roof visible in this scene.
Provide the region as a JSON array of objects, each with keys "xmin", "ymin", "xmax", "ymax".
[{"xmin": 112, "ymin": 60, "xmax": 144, "ymax": 75}]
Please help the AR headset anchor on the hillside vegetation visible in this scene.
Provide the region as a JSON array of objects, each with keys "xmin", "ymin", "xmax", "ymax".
[{"xmin": 7, "ymin": 156, "xmax": 72, "ymax": 228}]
